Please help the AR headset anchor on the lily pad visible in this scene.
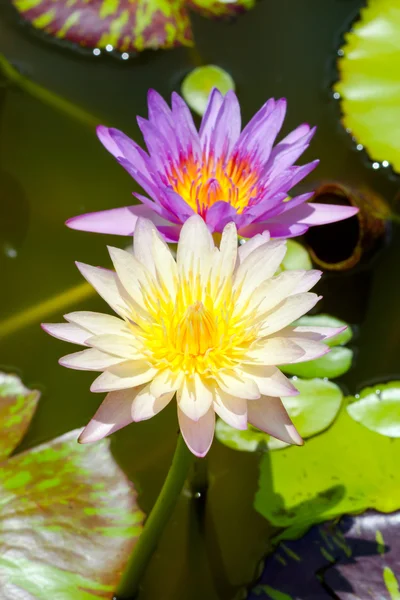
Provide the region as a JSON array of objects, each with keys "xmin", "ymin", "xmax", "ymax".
[
  {"xmin": 255, "ymin": 400, "xmax": 400, "ymax": 540},
  {"xmin": 335, "ymin": 0, "xmax": 400, "ymax": 172},
  {"xmin": 12, "ymin": 0, "xmax": 255, "ymax": 53},
  {"xmin": 0, "ymin": 373, "xmax": 144, "ymax": 599},
  {"xmin": 281, "ymin": 240, "xmax": 312, "ymax": 272},
  {"xmin": 347, "ymin": 381, "xmax": 400, "ymax": 437},
  {"xmin": 0, "ymin": 372, "xmax": 40, "ymax": 461},
  {"xmin": 249, "ymin": 511, "xmax": 400, "ymax": 600},
  {"xmin": 215, "ymin": 378, "xmax": 343, "ymax": 452},
  {"xmin": 281, "ymin": 315, "xmax": 353, "ymax": 379},
  {"xmin": 181, "ymin": 65, "xmax": 235, "ymax": 116}
]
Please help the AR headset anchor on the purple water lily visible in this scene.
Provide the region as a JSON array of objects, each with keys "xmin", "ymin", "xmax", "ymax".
[{"xmin": 67, "ymin": 89, "xmax": 358, "ymax": 241}]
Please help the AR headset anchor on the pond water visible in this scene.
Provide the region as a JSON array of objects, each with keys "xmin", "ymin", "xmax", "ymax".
[{"xmin": 1, "ymin": 0, "xmax": 400, "ymax": 598}]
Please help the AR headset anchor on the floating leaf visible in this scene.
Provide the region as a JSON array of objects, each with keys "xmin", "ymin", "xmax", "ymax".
[
  {"xmin": 0, "ymin": 373, "xmax": 144, "ymax": 599},
  {"xmin": 249, "ymin": 511, "xmax": 400, "ymax": 600},
  {"xmin": 281, "ymin": 314, "xmax": 353, "ymax": 379},
  {"xmin": 281, "ymin": 240, "xmax": 312, "ymax": 272},
  {"xmin": 347, "ymin": 381, "xmax": 400, "ymax": 437},
  {"xmin": 335, "ymin": 0, "xmax": 400, "ymax": 173},
  {"xmin": 0, "ymin": 372, "xmax": 40, "ymax": 461},
  {"xmin": 255, "ymin": 400, "xmax": 400, "ymax": 540},
  {"xmin": 181, "ymin": 65, "xmax": 235, "ymax": 116},
  {"xmin": 216, "ymin": 378, "xmax": 342, "ymax": 452},
  {"xmin": 12, "ymin": 0, "xmax": 254, "ymax": 53}
]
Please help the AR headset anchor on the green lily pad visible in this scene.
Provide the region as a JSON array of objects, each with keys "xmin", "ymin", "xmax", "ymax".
[
  {"xmin": 347, "ymin": 381, "xmax": 400, "ymax": 437},
  {"xmin": 335, "ymin": 0, "xmax": 400, "ymax": 172},
  {"xmin": 281, "ymin": 314, "xmax": 353, "ymax": 380},
  {"xmin": 181, "ymin": 65, "xmax": 235, "ymax": 116},
  {"xmin": 281, "ymin": 240, "xmax": 312, "ymax": 272},
  {"xmin": 215, "ymin": 378, "xmax": 343, "ymax": 452},
  {"xmin": 255, "ymin": 399, "xmax": 400, "ymax": 540},
  {"xmin": 0, "ymin": 372, "xmax": 40, "ymax": 462},
  {"xmin": 0, "ymin": 373, "xmax": 144, "ymax": 599},
  {"xmin": 12, "ymin": 0, "xmax": 255, "ymax": 53}
]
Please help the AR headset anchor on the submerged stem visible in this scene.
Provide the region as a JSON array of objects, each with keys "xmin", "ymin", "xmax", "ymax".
[
  {"xmin": 0, "ymin": 54, "xmax": 101, "ymax": 129},
  {"xmin": 116, "ymin": 433, "xmax": 193, "ymax": 599}
]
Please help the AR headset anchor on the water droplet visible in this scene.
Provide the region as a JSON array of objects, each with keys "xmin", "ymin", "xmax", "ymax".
[
  {"xmin": 333, "ymin": 92, "xmax": 340, "ymax": 100},
  {"xmin": 376, "ymin": 389, "xmax": 381, "ymax": 394},
  {"xmin": 194, "ymin": 492, "xmax": 201, "ymax": 499},
  {"xmin": 337, "ymin": 49, "xmax": 344, "ymax": 57},
  {"xmin": 93, "ymin": 48, "xmax": 101, "ymax": 56},
  {"xmin": 291, "ymin": 376, "xmax": 298, "ymax": 381},
  {"xmin": 355, "ymin": 394, "xmax": 360, "ymax": 399},
  {"xmin": 121, "ymin": 52, "xmax": 129, "ymax": 60},
  {"xmin": 4, "ymin": 243, "xmax": 17, "ymax": 258},
  {"xmin": 356, "ymin": 144, "xmax": 364, "ymax": 151},
  {"xmin": 382, "ymin": 160, "xmax": 389, "ymax": 168},
  {"xmin": 372, "ymin": 162, "xmax": 380, "ymax": 170},
  {"xmin": 106, "ymin": 44, "xmax": 113, "ymax": 52}
]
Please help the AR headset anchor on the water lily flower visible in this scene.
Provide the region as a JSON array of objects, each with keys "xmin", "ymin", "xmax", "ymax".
[
  {"xmin": 44, "ymin": 216, "xmax": 344, "ymax": 457},
  {"xmin": 67, "ymin": 90, "xmax": 358, "ymax": 241}
]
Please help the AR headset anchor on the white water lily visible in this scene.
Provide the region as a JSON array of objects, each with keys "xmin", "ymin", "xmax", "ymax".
[{"xmin": 43, "ymin": 216, "xmax": 343, "ymax": 456}]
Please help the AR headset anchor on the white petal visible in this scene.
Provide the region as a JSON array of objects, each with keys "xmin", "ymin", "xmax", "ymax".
[
  {"xmin": 217, "ymin": 370, "xmax": 260, "ymax": 400},
  {"xmin": 86, "ymin": 334, "xmax": 142, "ymax": 359},
  {"xmin": 76, "ymin": 262, "xmax": 131, "ymax": 318},
  {"xmin": 131, "ymin": 384, "xmax": 174, "ymax": 421},
  {"xmin": 242, "ymin": 337, "xmax": 305, "ymax": 365},
  {"xmin": 213, "ymin": 389, "xmax": 247, "ymax": 430},
  {"xmin": 247, "ymin": 270, "xmax": 321, "ymax": 317},
  {"xmin": 59, "ymin": 348, "xmax": 123, "ymax": 370},
  {"xmin": 237, "ymin": 232, "xmax": 271, "ymax": 263},
  {"xmin": 42, "ymin": 322, "xmax": 89, "ymax": 346},
  {"xmin": 177, "ymin": 374, "xmax": 213, "ymax": 421},
  {"xmin": 210, "ymin": 222, "xmax": 238, "ymax": 298},
  {"xmin": 238, "ymin": 365, "xmax": 298, "ymax": 397},
  {"xmin": 90, "ymin": 361, "xmax": 157, "ymax": 392},
  {"xmin": 178, "ymin": 406, "xmax": 215, "ymax": 457},
  {"xmin": 133, "ymin": 219, "xmax": 178, "ymax": 299},
  {"xmin": 150, "ymin": 369, "xmax": 184, "ymax": 397},
  {"xmin": 259, "ymin": 293, "xmax": 321, "ymax": 337},
  {"xmin": 247, "ymin": 395, "xmax": 303, "ymax": 445},
  {"xmin": 270, "ymin": 328, "xmax": 330, "ymax": 363},
  {"xmin": 79, "ymin": 387, "xmax": 140, "ymax": 443},
  {"xmin": 283, "ymin": 325, "xmax": 346, "ymax": 341},
  {"xmin": 177, "ymin": 215, "xmax": 215, "ymax": 280},
  {"xmin": 107, "ymin": 246, "xmax": 152, "ymax": 312},
  {"xmin": 234, "ymin": 240, "xmax": 287, "ymax": 306},
  {"xmin": 65, "ymin": 311, "xmax": 131, "ymax": 337}
]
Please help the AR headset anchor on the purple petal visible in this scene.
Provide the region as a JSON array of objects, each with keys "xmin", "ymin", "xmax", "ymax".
[
  {"xmin": 199, "ymin": 88, "xmax": 224, "ymax": 147},
  {"xmin": 234, "ymin": 98, "xmax": 287, "ymax": 165},
  {"xmin": 264, "ymin": 127, "xmax": 316, "ymax": 180},
  {"xmin": 163, "ymin": 189, "xmax": 195, "ymax": 221},
  {"xmin": 264, "ymin": 160, "xmax": 319, "ymax": 198},
  {"xmin": 239, "ymin": 221, "xmax": 309, "ymax": 239},
  {"xmin": 253, "ymin": 192, "xmax": 315, "ymax": 223},
  {"xmin": 277, "ymin": 123, "xmax": 311, "ymax": 145},
  {"xmin": 97, "ymin": 126, "xmax": 151, "ymax": 175},
  {"xmin": 205, "ymin": 201, "xmax": 239, "ymax": 232},
  {"xmin": 207, "ymin": 90, "xmax": 241, "ymax": 159},
  {"xmin": 171, "ymin": 92, "xmax": 201, "ymax": 157},
  {"xmin": 66, "ymin": 204, "xmax": 172, "ymax": 236},
  {"xmin": 270, "ymin": 202, "xmax": 359, "ymax": 226}
]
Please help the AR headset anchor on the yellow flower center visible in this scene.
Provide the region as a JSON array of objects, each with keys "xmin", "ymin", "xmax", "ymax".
[
  {"xmin": 176, "ymin": 302, "xmax": 216, "ymax": 356},
  {"xmin": 129, "ymin": 275, "xmax": 258, "ymax": 377},
  {"xmin": 167, "ymin": 152, "xmax": 261, "ymax": 217}
]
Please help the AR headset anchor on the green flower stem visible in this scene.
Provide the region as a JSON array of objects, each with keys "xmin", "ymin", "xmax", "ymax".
[
  {"xmin": 116, "ymin": 433, "xmax": 193, "ymax": 599},
  {"xmin": 0, "ymin": 54, "xmax": 101, "ymax": 129}
]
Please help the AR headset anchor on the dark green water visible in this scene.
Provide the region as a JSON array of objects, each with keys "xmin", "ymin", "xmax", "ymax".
[{"xmin": 1, "ymin": 0, "xmax": 400, "ymax": 598}]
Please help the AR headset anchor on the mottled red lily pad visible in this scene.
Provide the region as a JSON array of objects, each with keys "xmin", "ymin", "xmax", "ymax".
[
  {"xmin": 11, "ymin": 0, "xmax": 255, "ymax": 53},
  {"xmin": 248, "ymin": 511, "xmax": 400, "ymax": 600},
  {"xmin": 0, "ymin": 373, "xmax": 144, "ymax": 599}
]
